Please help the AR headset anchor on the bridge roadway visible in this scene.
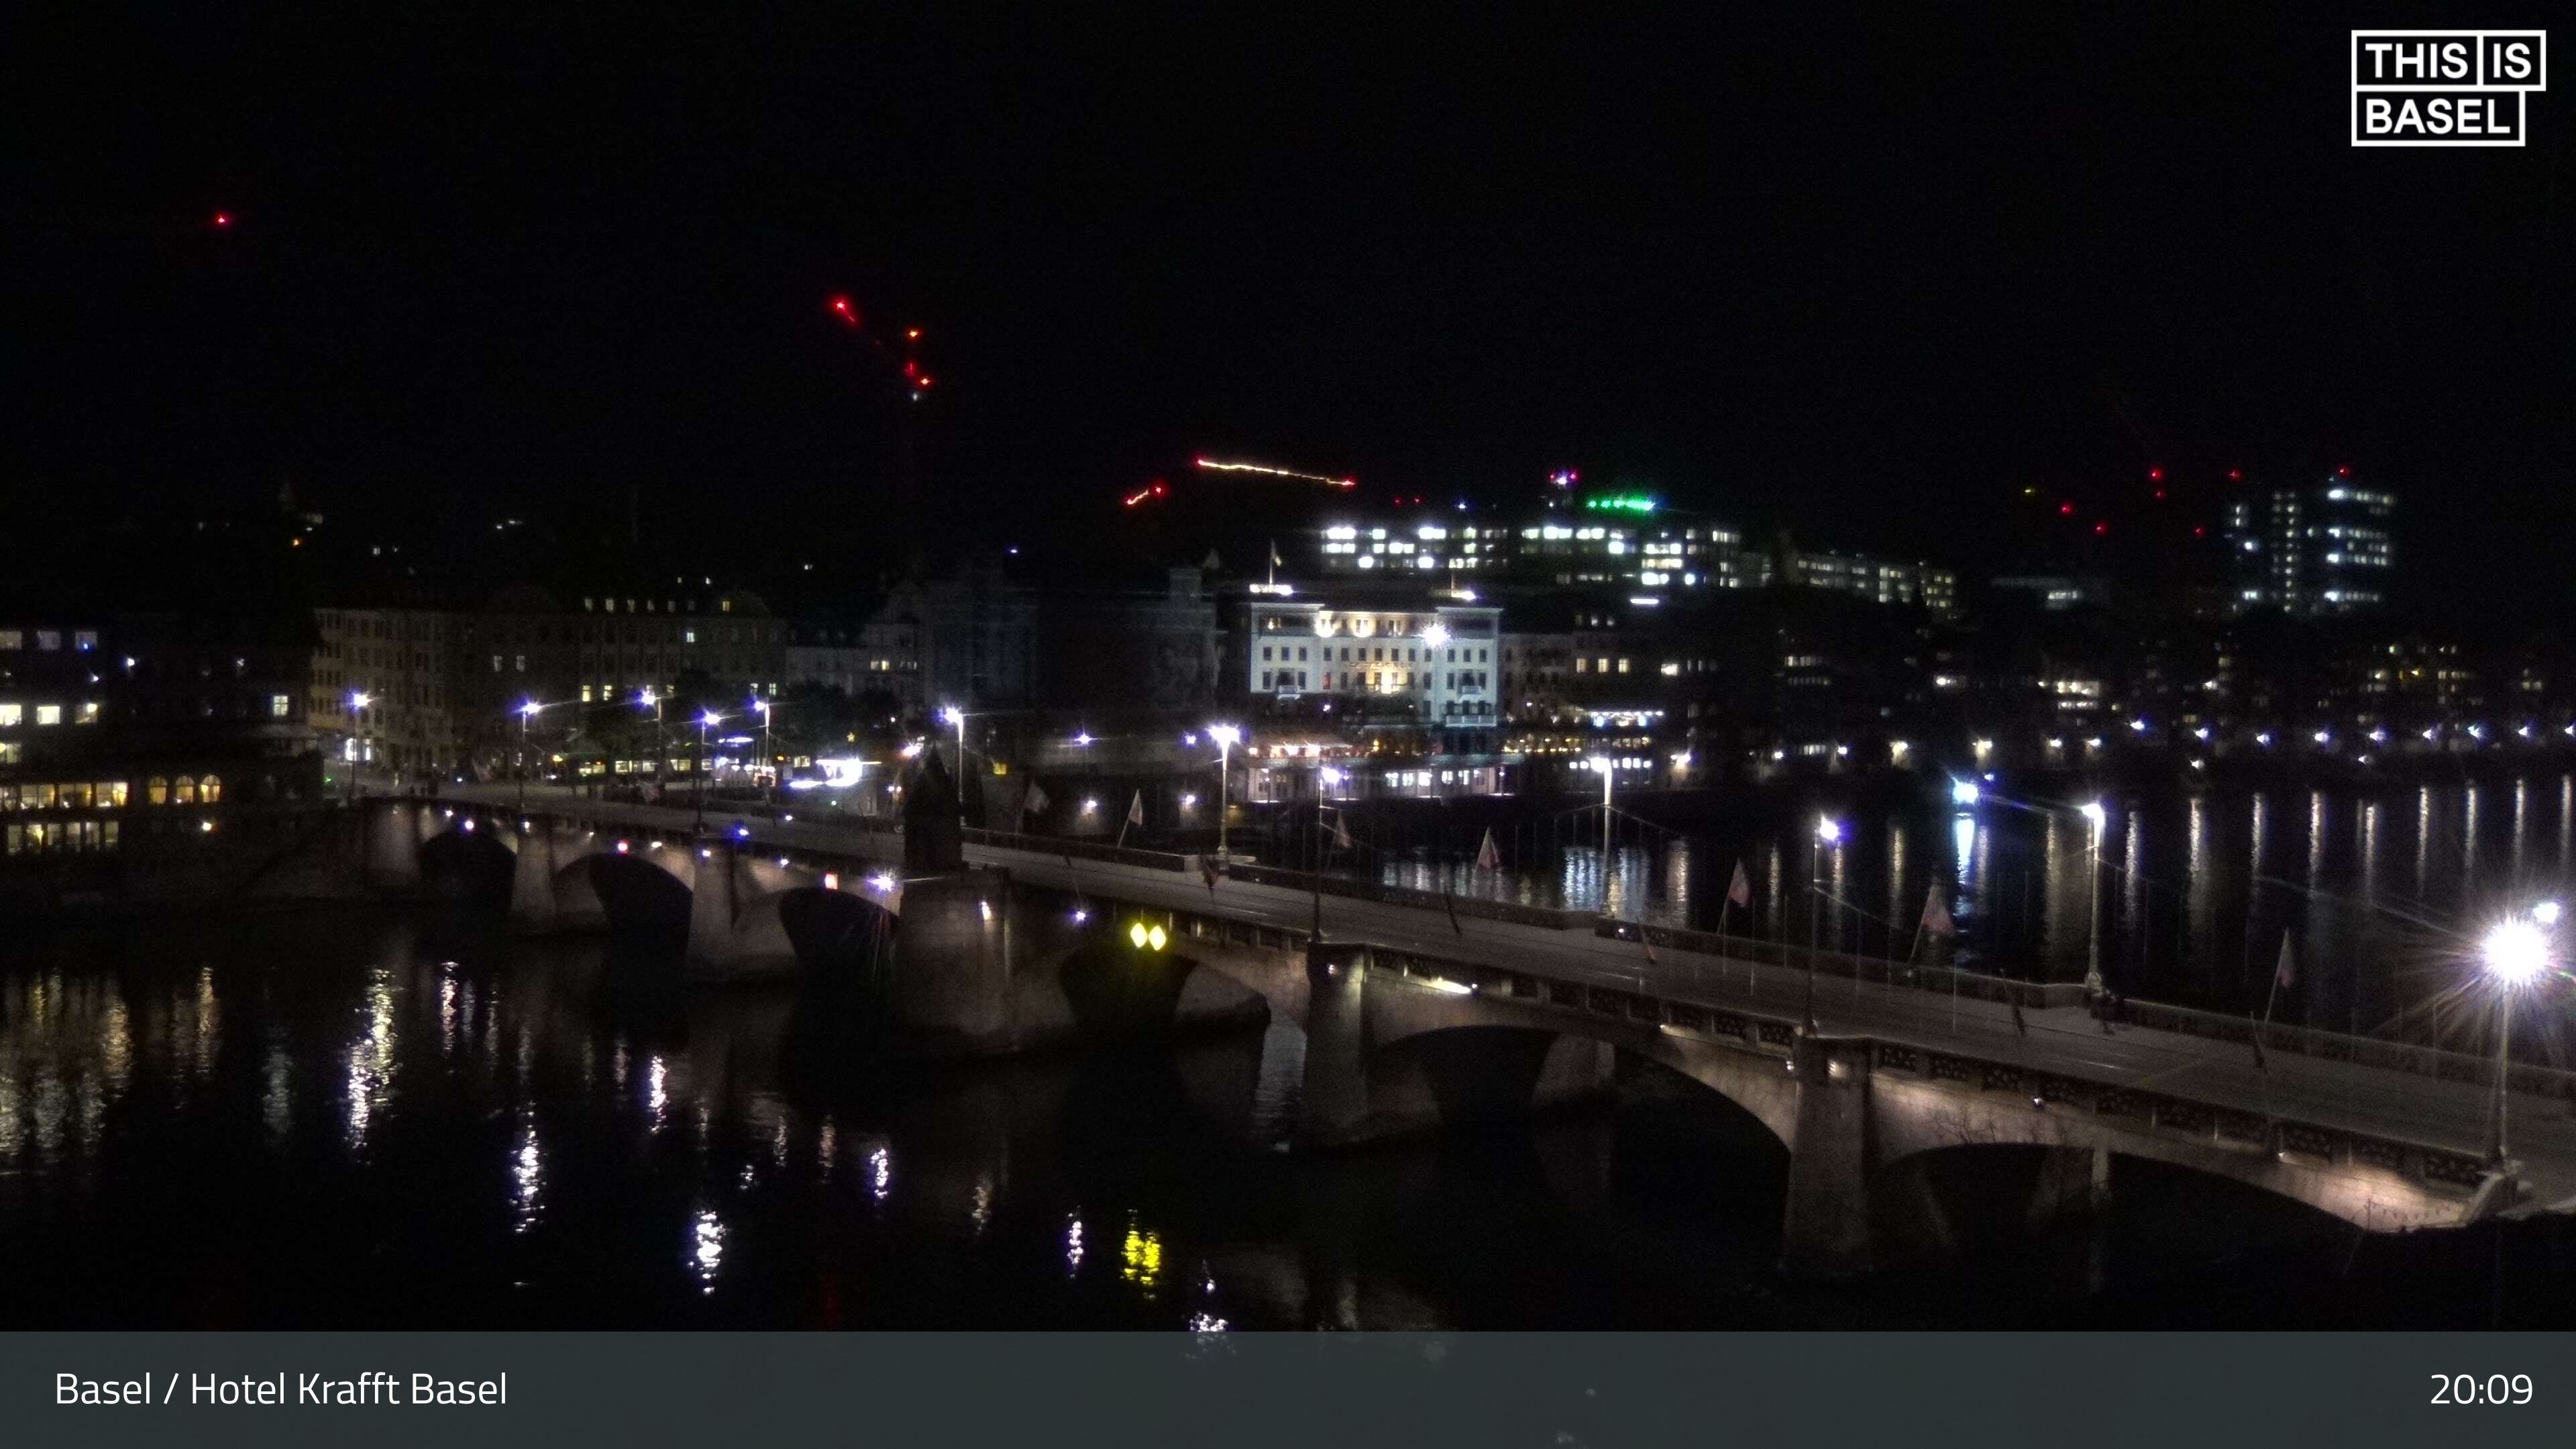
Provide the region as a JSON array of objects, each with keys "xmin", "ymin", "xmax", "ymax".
[{"xmin": 439, "ymin": 784, "xmax": 2576, "ymax": 1208}]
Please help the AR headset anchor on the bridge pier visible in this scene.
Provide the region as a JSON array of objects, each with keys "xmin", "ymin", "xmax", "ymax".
[
  {"xmin": 508, "ymin": 823, "xmax": 558, "ymax": 934},
  {"xmin": 687, "ymin": 841, "xmax": 742, "ymax": 973},
  {"xmin": 1780, "ymin": 1034, "xmax": 1876, "ymax": 1281},
  {"xmin": 887, "ymin": 873, "xmax": 1014, "ymax": 1053},
  {"xmin": 2026, "ymin": 1146, "xmax": 2113, "ymax": 1232},
  {"xmin": 1295, "ymin": 943, "xmax": 1374, "ymax": 1148},
  {"xmin": 366, "ymin": 800, "xmax": 423, "ymax": 891}
]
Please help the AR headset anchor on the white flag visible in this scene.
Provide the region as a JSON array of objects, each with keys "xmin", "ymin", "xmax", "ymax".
[
  {"xmin": 1023, "ymin": 782, "xmax": 1049, "ymax": 816},
  {"xmin": 1328, "ymin": 808, "xmax": 1352, "ymax": 850},
  {"xmin": 1919, "ymin": 885, "xmax": 1954, "ymax": 938},
  {"xmin": 1126, "ymin": 790, "xmax": 1145, "ymax": 828},
  {"xmin": 1475, "ymin": 827, "xmax": 1500, "ymax": 871}
]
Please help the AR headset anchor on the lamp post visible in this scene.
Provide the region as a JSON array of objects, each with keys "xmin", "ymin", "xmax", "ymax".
[
  {"xmin": 1806, "ymin": 815, "xmax": 1841, "ymax": 1033},
  {"xmin": 2080, "ymin": 800, "xmax": 2108, "ymax": 995},
  {"xmin": 638, "ymin": 687, "xmax": 665, "ymax": 798},
  {"xmin": 2481, "ymin": 915, "xmax": 2551, "ymax": 1165},
  {"xmin": 516, "ymin": 700, "xmax": 543, "ymax": 811},
  {"xmin": 347, "ymin": 690, "xmax": 372, "ymax": 804},
  {"xmin": 696, "ymin": 710, "xmax": 720, "ymax": 831},
  {"xmin": 754, "ymin": 695, "xmax": 777, "ymax": 805},
  {"xmin": 1208, "ymin": 723, "xmax": 1241, "ymax": 861},
  {"xmin": 940, "ymin": 705, "xmax": 967, "ymax": 829}
]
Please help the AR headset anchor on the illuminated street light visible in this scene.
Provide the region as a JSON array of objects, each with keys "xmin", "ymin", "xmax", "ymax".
[
  {"xmin": 1950, "ymin": 778, "xmax": 1980, "ymax": 807},
  {"xmin": 2534, "ymin": 901, "xmax": 2563, "ymax": 926},
  {"xmin": 694, "ymin": 710, "xmax": 721, "ymax": 830},
  {"xmin": 346, "ymin": 690, "xmax": 373, "ymax": 804},
  {"xmin": 517, "ymin": 700, "xmax": 543, "ymax": 811},
  {"xmin": 1592, "ymin": 756, "xmax": 1616, "ymax": 864},
  {"xmin": 1208, "ymin": 724, "xmax": 1242, "ymax": 862},
  {"xmin": 1804, "ymin": 816, "xmax": 1843, "ymax": 1032},
  {"xmin": 1421, "ymin": 623, "xmax": 1452, "ymax": 651},
  {"xmin": 2482, "ymin": 917, "xmax": 2553, "ymax": 1164}
]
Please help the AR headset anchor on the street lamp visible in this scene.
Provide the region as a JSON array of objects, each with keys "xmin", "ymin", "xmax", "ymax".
[
  {"xmin": 696, "ymin": 710, "xmax": 721, "ymax": 830},
  {"xmin": 639, "ymin": 687, "xmax": 666, "ymax": 798},
  {"xmin": 517, "ymin": 700, "xmax": 543, "ymax": 811},
  {"xmin": 1805, "ymin": 815, "xmax": 1842, "ymax": 1032},
  {"xmin": 753, "ymin": 694, "xmax": 778, "ymax": 805},
  {"xmin": 940, "ymin": 704, "xmax": 967, "ymax": 828},
  {"xmin": 1208, "ymin": 723, "xmax": 1241, "ymax": 861},
  {"xmin": 2479, "ymin": 917, "xmax": 2551, "ymax": 1165},
  {"xmin": 2080, "ymin": 800, "xmax": 2107, "ymax": 994},
  {"xmin": 347, "ymin": 690, "xmax": 372, "ymax": 804}
]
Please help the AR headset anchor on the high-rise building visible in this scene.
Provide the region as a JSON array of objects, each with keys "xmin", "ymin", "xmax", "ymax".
[{"xmin": 2224, "ymin": 472, "xmax": 2396, "ymax": 616}]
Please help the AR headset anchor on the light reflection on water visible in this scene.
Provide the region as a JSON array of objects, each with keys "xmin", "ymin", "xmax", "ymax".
[{"xmin": 1370, "ymin": 772, "xmax": 2576, "ymax": 1016}]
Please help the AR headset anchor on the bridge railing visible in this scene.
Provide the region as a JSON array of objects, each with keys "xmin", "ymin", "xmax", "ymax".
[
  {"xmin": 2107, "ymin": 996, "xmax": 2576, "ymax": 1102},
  {"xmin": 1593, "ymin": 918, "xmax": 2090, "ymax": 1011},
  {"xmin": 964, "ymin": 827, "xmax": 1191, "ymax": 872}
]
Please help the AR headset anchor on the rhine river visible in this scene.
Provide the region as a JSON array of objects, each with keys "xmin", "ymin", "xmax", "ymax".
[{"xmin": 0, "ymin": 895, "xmax": 2553, "ymax": 1330}]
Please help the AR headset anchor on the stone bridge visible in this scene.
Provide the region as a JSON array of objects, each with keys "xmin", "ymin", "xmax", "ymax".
[
  {"xmin": 1288, "ymin": 939, "xmax": 2506, "ymax": 1279},
  {"xmin": 364, "ymin": 791, "xmax": 2551, "ymax": 1281},
  {"xmin": 361, "ymin": 797, "xmax": 1267, "ymax": 1056}
]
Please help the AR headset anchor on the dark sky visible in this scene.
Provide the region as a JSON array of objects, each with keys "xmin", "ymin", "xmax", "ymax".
[{"xmin": 11, "ymin": 5, "xmax": 2570, "ymax": 612}]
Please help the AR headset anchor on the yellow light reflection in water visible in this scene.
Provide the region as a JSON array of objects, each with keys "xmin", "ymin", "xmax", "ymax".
[{"xmin": 1120, "ymin": 1216, "xmax": 1163, "ymax": 1295}]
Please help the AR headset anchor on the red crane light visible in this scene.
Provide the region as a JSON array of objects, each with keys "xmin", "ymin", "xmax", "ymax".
[
  {"xmin": 829, "ymin": 297, "xmax": 858, "ymax": 327},
  {"xmin": 213, "ymin": 212, "xmax": 232, "ymax": 228},
  {"xmin": 2059, "ymin": 501, "xmax": 2075, "ymax": 516},
  {"xmin": 2148, "ymin": 466, "xmax": 2163, "ymax": 482},
  {"xmin": 2093, "ymin": 522, "xmax": 2109, "ymax": 536}
]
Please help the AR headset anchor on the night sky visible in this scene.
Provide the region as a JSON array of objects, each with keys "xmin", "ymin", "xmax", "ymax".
[{"xmin": 11, "ymin": 7, "xmax": 2569, "ymax": 614}]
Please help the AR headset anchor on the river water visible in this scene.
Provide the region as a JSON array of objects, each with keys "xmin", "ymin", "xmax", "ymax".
[
  {"xmin": 1369, "ymin": 772, "xmax": 2576, "ymax": 1038},
  {"xmin": 0, "ymin": 901, "xmax": 2447, "ymax": 1330}
]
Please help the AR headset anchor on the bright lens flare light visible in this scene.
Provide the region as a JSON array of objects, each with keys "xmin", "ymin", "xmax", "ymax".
[
  {"xmin": 1814, "ymin": 817, "xmax": 1842, "ymax": 845},
  {"xmin": 2482, "ymin": 919, "xmax": 2550, "ymax": 985},
  {"xmin": 2080, "ymin": 800, "xmax": 2107, "ymax": 829},
  {"xmin": 2534, "ymin": 902, "xmax": 2563, "ymax": 926},
  {"xmin": 1193, "ymin": 458, "xmax": 1356, "ymax": 488},
  {"xmin": 1950, "ymin": 779, "xmax": 1980, "ymax": 806}
]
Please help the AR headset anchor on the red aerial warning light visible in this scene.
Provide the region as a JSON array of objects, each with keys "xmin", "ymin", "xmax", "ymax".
[
  {"xmin": 2336, "ymin": 466, "xmax": 2351, "ymax": 476},
  {"xmin": 2193, "ymin": 525, "xmax": 2207, "ymax": 538},
  {"xmin": 2059, "ymin": 501, "xmax": 2076, "ymax": 516},
  {"xmin": 2148, "ymin": 467, "xmax": 2163, "ymax": 482},
  {"xmin": 2093, "ymin": 521, "xmax": 2109, "ymax": 536},
  {"xmin": 2153, "ymin": 488, "xmax": 2167, "ymax": 500},
  {"xmin": 905, "ymin": 327, "xmax": 921, "ymax": 341},
  {"xmin": 829, "ymin": 297, "xmax": 859, "ymax": 326},
  {"xmin": 213, "ymin": 212, "xmax": 232, "ymax": 228},
  {"xmin": 2227, "ymin": 468, "xmax": 2243, "ymax": 482}
]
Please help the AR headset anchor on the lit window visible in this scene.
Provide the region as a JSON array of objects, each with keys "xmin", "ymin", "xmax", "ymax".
[
  {"xmin": 269, "ymin": 694, "xmax": 291, "ymax": 717},
  {"xmin": 148, "ymin": 777, "xmax": 168, "ymax": 805},
  {"xmin": 74, "ymin": 631, "xmax": 97, "ymax": 652},
  {"xmin": 174, "ymin": 775, "xmax": 197, "ymax": 804},
  {"xmin": 34, "ymin": 705, "xmax": 60, "ymax": 727},
  {"xmin": 76, "ymin": 702, "xmax": 99, "ymax": 724},
  {"xmin": 201, "ymin": 775, "xmax": 222, "ymax": 804},
  {"xmin": 36, "ymin": 631, "xmax": 60, "ymax": 651},
  {"xmin": 0, "ymin": 704, "xmax": 16, "ymax": 728}
]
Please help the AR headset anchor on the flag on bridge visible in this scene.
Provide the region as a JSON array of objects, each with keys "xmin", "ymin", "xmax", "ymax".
[
  {"xmin": 1727, "ymin": 859, "xmax": 1752, "ymax": 908},
  {"xmin": 2274, "ymin": 935, "xmax": 2297, "ymax": 991},
  {"xmin": 1475, "ymin": 827, "xmax": 1500, "ymax": 871},
  {"xmin": 1328, "ymin": 808, "xmax": 1352, "ymax": 851},
  {"xmin": 1919, "ymin": 885, "xmax": 1955, "ymax": 938},
  {"xmin": 1126, "ymin": 790, "xmax": 1146, "ymax": 828},
  {"xmin": 1023, "ymin": 782, "xmax": 1050, "ymax": 817}
]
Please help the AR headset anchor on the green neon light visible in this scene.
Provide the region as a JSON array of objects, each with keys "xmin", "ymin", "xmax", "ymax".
[{"xmin": 1582, "ymin": 494, "xmax": 1659, "ymax": 514}]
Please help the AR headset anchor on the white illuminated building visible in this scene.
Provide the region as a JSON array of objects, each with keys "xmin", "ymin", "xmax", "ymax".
[{"xmin": 1244, "ymin": 592, "xmax": 1501, "ymax": 730}]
